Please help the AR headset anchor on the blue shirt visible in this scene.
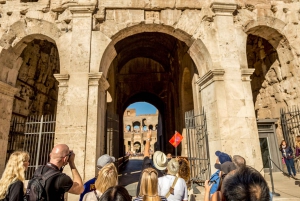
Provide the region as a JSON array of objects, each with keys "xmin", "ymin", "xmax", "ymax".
[
  {"xmin": 209, "ymin": 170, "xmax": 220, "ymax": 195},
  {"xmin": 79, "ymin": 177, "xmax": 96, "ymax": 201}
]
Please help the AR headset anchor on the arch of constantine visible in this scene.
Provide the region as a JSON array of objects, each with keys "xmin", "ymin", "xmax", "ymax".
[{"xmin": 1, "ymin": 0, "xmax": 300, "ymax": 200}]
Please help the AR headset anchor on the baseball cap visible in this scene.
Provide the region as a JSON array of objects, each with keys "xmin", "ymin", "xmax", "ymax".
[
  {"xmin": 215, "ymin": 151, "xmax": 232, "ymax": 164},
  {"xmin": 97, "ymin": 154, "xmax": 115, "ymax": 169},
  {"xmin": 215, "ymin": 161, "xmax": 236, "ymax": 174},
  {"xmin": 153, "ymin": 151, "xmax": 168, "ymax": 170}
]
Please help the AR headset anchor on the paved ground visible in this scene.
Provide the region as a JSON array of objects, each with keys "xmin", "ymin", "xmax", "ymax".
[{"xmin": 119, "ymin": 158, "xmax": 300, "ymax": 200}]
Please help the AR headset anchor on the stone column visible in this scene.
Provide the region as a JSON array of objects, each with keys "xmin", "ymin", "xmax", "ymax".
[
  {"xmin": 198, "ymin": 2, "xmax": 263, "ymax": 171},
  {"xmin": 54, "ymin": 5, "xmax": 94, "ymax": 201},
  {"xmin": 0, "ymin": 81, "xmax": 19, "ymax": 174},
  {"xmin": 84, "ymin": 72, "xmax": 109, "ymax": 181}
]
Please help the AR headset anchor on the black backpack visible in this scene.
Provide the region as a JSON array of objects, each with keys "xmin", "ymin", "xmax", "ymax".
[{"xmin": 25, "ymin": 166, "xmax": 61, "ymax": 201}]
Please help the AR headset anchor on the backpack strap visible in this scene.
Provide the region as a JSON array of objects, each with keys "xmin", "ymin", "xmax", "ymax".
[
  {"xmin": 35, "ymin": 166, "xmax": 61, "ymax": 187},
  {"xmin": 93, "ymin": 190, "xmax": 101, "ymax": 201},
  {"xmin": 165, "ymin": 176, "xmax": 178, "ymax": 198}
]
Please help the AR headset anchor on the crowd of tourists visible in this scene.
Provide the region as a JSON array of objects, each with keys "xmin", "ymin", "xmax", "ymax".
[{"xmin": 0, "ymin": 130, "xmax": 298, "ymax": 201}]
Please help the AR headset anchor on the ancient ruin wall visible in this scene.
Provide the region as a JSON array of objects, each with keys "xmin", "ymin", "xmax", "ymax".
[
  {"xmin": 13, "ymin": 39, "xmax": 60, "ymax": 117},
  {"xmin": 249, "ymin": 35, "xmax": 299, "ymax": 119}
]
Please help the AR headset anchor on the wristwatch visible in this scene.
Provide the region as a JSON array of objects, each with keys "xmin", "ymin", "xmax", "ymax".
[{"xmin": 146, "ymin": 138, "xmax": 151, "ymax": 141}]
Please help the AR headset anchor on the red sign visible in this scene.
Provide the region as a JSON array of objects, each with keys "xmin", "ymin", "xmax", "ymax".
[{"xmin": 169, "ymin": 131, "xmax": 183, "ymax": 148}]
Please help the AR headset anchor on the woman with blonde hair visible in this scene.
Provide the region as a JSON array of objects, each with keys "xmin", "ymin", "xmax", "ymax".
[
  {"xmin": 134, "ymin": 167, "xmax": 167, "ymax": 201},
  {"xmin": 83, "ymin": 163, "xmax": 118, "ymax": 201},
  {"xmin": 0, "ymin": 151, "xmax": 30, "ymax": 201}
]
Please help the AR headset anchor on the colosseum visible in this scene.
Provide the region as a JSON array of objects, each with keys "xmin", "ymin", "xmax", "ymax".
[{"xmin": 1, "ymin": 0, "xmax": 300, "ymax": 199}]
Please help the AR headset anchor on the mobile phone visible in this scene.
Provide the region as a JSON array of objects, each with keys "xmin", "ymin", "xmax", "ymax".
[{"xmin": 208, "ymin": 179, "xmax": 216, "ymax": 186}]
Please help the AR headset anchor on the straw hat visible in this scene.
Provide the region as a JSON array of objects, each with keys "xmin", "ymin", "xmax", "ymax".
[
  {"xmin": 153, "ymin": 151, "xmax": 168, "ymax": 170},
  {"xmin": 167, "ymin": 158, "xmax": 180, "ymax": 175}
]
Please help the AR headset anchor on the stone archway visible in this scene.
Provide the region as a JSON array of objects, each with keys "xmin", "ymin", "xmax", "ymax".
[
  {"xmin": 101, "ymin": 30, "xmax": 201, "ymax": 157},
  {"xmin": 0, "ymin": 36, "xmax": 61, "ymax": 174},
  {"xmin": 244, "ymin": 21, "xmax": 300, "ymax": 147}
]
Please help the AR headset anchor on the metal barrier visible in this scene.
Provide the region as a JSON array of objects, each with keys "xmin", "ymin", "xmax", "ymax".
[
  {"xmin": 23, "ymin": 115, "xmax": 56, "ymax": 179},
  {"xmin": 280, "ymin": 106, "xmax": 300, "ymax": 149},
  {"xmin": 115, "ymin": 155, "xmax": 130, "ymax": 171},
  {"xmin": 185, "ymin": 109, "xmax": 210, "ymax": 184}
]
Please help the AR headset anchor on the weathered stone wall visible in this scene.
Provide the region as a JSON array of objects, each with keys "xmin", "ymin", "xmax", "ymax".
[
  {"xmin": 13, "ymin": 39, "xmax": 60, "ymax": 117},
  {"xmin": 2, "ymin": 1, "xmax": 300, "ymax": 199}
]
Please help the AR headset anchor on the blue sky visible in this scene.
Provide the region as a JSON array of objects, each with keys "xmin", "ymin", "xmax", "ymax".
[{"xmin": 127, "ymin": 102, "xmax": 157, "ymax": 115}]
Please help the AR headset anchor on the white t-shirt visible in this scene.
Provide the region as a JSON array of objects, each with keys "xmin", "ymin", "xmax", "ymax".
[
  {"xmin": 158, "ymin": 175, "xmax": 188, "ymax": 201},
  {"xmin": 82, "ymin": 190, "xmax": 102, "ymax": 201}
]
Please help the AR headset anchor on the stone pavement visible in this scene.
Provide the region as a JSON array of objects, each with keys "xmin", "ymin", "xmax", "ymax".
[{"xmin": 119, "ymin": 158, "xmax": 300, "ymax": 200}]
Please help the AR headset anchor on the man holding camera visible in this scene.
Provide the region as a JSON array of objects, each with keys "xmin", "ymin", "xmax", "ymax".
[{"xmin": 27, "ymin": 144, "xmax": 84, "ymax": 200}]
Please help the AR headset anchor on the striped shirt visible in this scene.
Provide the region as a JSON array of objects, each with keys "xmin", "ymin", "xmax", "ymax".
[{"xmin": 134, "ymin": 196, "xmax": 167, "ymax": 201}]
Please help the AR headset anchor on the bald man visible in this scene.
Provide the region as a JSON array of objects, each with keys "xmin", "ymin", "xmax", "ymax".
[{"xmin": 28, "ymin": 144, "xmax": 84, "ymax": 201}]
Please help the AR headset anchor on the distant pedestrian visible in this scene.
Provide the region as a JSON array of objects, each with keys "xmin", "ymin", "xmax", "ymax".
[
  {"xmin": 0, "ymin": 151, "xmax": 30, "ymax": 201},
  {"xmin": 100, "ymin": 186, "xmax": 131, "ymax": 201},
  {"xmin": 166, "ymin": 153, "xmax": 172, "ymax": 162},
  {"xmin": 83, "ymin": 163, "xmax": 118, "ymax": 201},
  {"xmin": 295, "ymin": 136, "xmax": 300, "ymax": 171},
  {"xmin": 279, "ymin": 140, "xmax": 296, "ymax": 177}
]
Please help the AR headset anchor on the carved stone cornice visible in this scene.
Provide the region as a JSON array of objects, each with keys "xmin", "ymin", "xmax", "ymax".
[
  {"xmin": 69, "ymin": 5, "xmax": 95, "ymax": 17},
  {"xmin": 0, "ymin": 81, "xmax": 19, "ymax": 97},
  {"xmin": 196, "ymin": 69, "xmax": 225, "ymax": 90},
  {"xmin": 54, "ymin": 74, "xmax": 70, "ymax": 87},
  {"xmin": 241, "ymin": 69, "xmax": 255, "ymax": 81},
  {"xmin": 211, "ymin": 2, "xmax": 237, "ymax": 16},
  {"xmin": 88, "ymin": 72, "xmax": 109, "ymax": 91}
]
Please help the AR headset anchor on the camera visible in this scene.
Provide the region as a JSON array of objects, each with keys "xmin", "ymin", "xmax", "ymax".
[{"xmin": 67, "ymin": 151, "xmax": 73, "ymax": 161}]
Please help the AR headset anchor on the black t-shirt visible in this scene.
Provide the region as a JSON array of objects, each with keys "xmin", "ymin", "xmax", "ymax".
[
  {"xmin": 4, "ymin": 180, "xmax": 24, "ymax": 201},
  {"xmin": 40, "ymin": 165, "xmax": 73, "ymax": 201},
  {"xmin": 136, "ymin": 157, "xmax": 164, "ymax": 196}
]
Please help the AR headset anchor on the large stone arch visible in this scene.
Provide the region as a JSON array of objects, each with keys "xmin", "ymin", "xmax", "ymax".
[
  {"xmin": 0, "ymin": 19, "xmax": 63, "ymax": 174},
  {"xmin": 97, "ymin": 24, "xmax": 213, "ymax": 78},
  {"xmin": 243, "ymin": 17, "xmax": 300, "ymax": 121},
  {"xmin": 244, "ymin": 18, "xmax": 296, "ymax": 76},
  {"xmin": 0, "ymin": 19, "xmax": 65, "ymax": 86}
]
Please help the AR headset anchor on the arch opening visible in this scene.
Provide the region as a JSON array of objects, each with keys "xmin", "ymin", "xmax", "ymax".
[
  {"xmin": 105, "ymin": 32, "xmax": 199, "ymax": 157},
  {"xmin": 123, "ymin": 102, "xmax": 158, "ymax": 155},
  {"xmin": 5, "ymin": 38, "xmax": 60, "ymax": 168}
]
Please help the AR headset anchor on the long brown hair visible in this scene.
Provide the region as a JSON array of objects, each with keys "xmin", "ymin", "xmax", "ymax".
[
  {"xmin": 279, "ymin": 140, "xmax": 288, "ymax": 151},
  {"xmin": 139, "ymin": 168, "xmax": 161, "ymax": 201}
]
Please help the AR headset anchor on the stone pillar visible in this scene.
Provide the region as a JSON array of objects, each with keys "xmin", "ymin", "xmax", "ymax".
[
  {"xmin": 0, "ymin": 81, "xmax": 19, "ymax": 174},
  {"xmin": 54, "ymin": 5, "xmax": 94, "ymax": 201},
  {"xmin": 198, "ymin": 2, "xmax": 263, "ymax": 171},
  {"xmin": 84, "ymin": 72, "xmax": 109, "ymax": 182}
]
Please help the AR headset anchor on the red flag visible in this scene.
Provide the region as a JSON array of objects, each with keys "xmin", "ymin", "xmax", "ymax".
[{"xmin": 169, "ymin": 131, "xmax": 183, "ymax": 148}]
